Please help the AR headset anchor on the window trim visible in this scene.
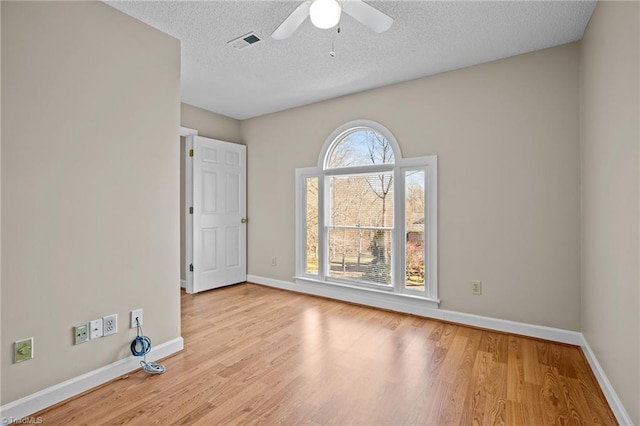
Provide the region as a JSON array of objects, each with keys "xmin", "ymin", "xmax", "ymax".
[
  {"xmin": 317, "ymin": 119, "xmax": 403, "ymax": 169},
  {"xmin": 295, "ymin": 121, "xmax": 439, "ymax": 305}
]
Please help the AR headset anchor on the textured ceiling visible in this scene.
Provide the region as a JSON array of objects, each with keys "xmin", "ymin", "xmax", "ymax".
[{"xmin": 105, "ymin": 1, "xmax": 596, "ymax": 120}]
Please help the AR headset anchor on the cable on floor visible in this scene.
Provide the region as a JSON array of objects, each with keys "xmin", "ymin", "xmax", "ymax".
[{"xmin": 130, "ymin": 318, "xmax": 165, "ymax": 374}]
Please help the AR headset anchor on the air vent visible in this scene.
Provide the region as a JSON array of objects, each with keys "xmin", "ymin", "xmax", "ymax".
[{"xmin": 227, "ymin": 32, "xmax": 263, "ymax": 50}]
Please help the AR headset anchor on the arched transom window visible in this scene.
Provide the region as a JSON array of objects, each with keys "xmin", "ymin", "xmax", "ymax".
[
  {"xmin": 295, "ymin": 120, "xmax": 438, "ymax": 304},
  {"xmin": 325, "ymin": 127, "xmax": 395, "ymax": 169}
]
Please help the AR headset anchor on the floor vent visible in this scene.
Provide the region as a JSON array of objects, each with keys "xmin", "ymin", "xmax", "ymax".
[{"xmin": 227, "ymin": 32, "xmax": 263, "ymax": 50}]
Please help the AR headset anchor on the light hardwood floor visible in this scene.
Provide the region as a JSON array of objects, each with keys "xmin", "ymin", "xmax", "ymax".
[{"xmin": 36, "ymin": 283, "xmax": 616, "ymax": 425}]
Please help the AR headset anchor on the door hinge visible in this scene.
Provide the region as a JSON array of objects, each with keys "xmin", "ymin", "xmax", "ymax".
[
  {"xmin": 189, "ymin": 206, "xmax": 193, "ymax": 214},
  {"xmin": 189, "ymin": 264, "xmax": 193, "ymax": 272},
  {"xmin": 189, "ymin": 149, "xmax": 194, "ymax": 157}
]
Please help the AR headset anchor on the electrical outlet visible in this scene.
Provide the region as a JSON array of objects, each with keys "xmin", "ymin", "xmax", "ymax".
[
  {"xmin": 90, "ymin": 318, "xmax": 104, "ymax": 339},
  {"xmin": 14, "ymin": 338, "xmax": 34, "ymax": 363},
  {"xmin": 74, "ymin": 324, "xmax": 89, "ymax": 345},
  {"xmin": 271, "ymin": 257, "xmax": 277, "ymax": 266},
  {"xmin": 130, "ymin": 309, "xmax": 143, "ymax": 328},
  {"xmin": 103, "ymin": 314, "xmax": 118, "ymax": 336},
  {"xmin": 472, "ymin": 281, "xmax": 482, "ymax": 295}
]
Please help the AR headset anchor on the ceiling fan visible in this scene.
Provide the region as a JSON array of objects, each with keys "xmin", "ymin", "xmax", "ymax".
[{"xmin": 271, "ymin": 0, "xmax": 394, "ymax": 40}]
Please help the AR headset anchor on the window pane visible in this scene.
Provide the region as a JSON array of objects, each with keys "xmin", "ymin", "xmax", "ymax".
[
  {"xmin": 328, "ymin": 228, "xmax": 391, "ymax": 286},
  {"xmin": 327, "ymin": 129, "xmax": 395, "ymax": 168},
  {"xmin": 329, "ymin": 173, "xmax": 393, "ymax": 228},
  {"xmin": 405, "ymin": 170, "xmax": 425, "ymax": 292},
  {"xmin": 305, "ymin": 177, "xmax": 319, "ymax": 275}
]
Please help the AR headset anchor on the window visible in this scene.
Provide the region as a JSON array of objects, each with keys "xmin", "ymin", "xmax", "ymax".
[{"xmin": 295, "ymin": 120, "xmax": 438, "ymax": 302}]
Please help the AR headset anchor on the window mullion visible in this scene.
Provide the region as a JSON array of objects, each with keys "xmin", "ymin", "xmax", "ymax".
[
  {"xmin": 392, "ymin": 165, "xmax": 403, "ymax": 293},
  {"xmin": 318, "ymin": 174, "xmax": 327, "ymax": 279},
  {"xmin": 328, "ymin": 225, "xmax": 393, "ymax": 231}
]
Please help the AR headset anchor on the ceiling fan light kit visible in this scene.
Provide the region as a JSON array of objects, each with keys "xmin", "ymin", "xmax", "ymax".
[
  {"xmin": 310, "ymin": 0, "xmax": 342, "ymax": 29},
  {"xmin": 272, "ymin": 0, "xmax": 394, "ymax": 40}
]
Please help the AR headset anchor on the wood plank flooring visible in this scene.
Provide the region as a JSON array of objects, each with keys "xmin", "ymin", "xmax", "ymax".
[{"xmin": 35, "ymin": 283, "xmax": 616, "ymax": 425}]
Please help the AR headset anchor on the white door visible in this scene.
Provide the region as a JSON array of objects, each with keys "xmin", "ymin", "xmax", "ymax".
[{"xmin": 186, "ymin": 135, "xmax": 247, "ymax": 293}]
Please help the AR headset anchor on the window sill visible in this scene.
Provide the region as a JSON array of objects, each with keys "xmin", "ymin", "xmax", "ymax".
[{"xmin": 293, "ymin": 276, "xmax": 440, "ymax": 313}]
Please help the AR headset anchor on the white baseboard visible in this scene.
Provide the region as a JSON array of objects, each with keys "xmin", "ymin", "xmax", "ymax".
[
  {"xmin": 247, "ymin": 274, "xmax": 632, "ymax": 424},
  {"xmin": 579, "ymin": 336, "xmax": 633, "ymax": 425},
  {"xmin": 247, "ymin": 274, "xmax": 582, "ymax": 345},
  {"xmin": 180, "ymin": 279, "xmax": 186, "ymax": 288},
  {"xmin": 0, "ymin": 337, "xmax": 184, "ymax": 423}
]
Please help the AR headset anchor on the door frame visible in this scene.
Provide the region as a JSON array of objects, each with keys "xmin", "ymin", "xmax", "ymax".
[{"xmin": 180, "ymin": 126, "xmax": 198, "ymax": 294}]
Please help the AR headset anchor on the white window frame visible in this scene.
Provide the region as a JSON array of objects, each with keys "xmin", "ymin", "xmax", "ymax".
[{"xmin": 295, "ymin": 120, "xmax": 439, "ymax": 307}]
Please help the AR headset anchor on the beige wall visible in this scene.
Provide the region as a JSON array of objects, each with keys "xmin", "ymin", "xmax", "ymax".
[
  {"xmin": 181, "ymin": 103, "xmax": 242, "ymax": 143},
  {"xmin": 1, "ymin": 1, "xmax": 181, "ymax": 404},
  {"xmin": 179, "ymin": 104, "xmax": 242, "ymax": 281},
  {"xmin": 242, "ymin": 43, "xmax": 581, "ymax": 331},
  {"xmin": 580, "ymin": 1, "xmax": 640, "ymax": 423}
]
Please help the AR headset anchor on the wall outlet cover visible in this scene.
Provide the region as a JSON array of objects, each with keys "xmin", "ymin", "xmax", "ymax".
[
  {"xmin": 103, "ymin": 314, "xmax": 118, "ymax": 336},
  {"xmin": 130, "ymin": 309, "xmax": 143, "ymax": 328},
  {"xmin": 74, "ymin": 324, "xmax": 89, "ymax": 345},
  {"xmin": 14, "ymin": 338, "xmax": 34, "ymax": 363},
  {"xmin": 90, "ymin": 318, "xmax": 104, "ymax": 339}
]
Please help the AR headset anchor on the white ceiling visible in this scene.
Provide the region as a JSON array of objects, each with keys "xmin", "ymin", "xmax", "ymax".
[{"xmin": 106, "ymin": 1, "xmax": 596, "ymax": 120}]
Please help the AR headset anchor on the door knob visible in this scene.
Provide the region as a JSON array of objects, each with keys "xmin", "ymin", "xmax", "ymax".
[{"xmin": 241, "ymin": 218, "xmax": 248, "ymax": 224}]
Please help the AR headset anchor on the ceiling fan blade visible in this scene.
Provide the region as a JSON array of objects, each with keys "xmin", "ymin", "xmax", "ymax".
[
  {"xmin": 272, "ymin": 1, "xmax": 312, "ymax": 40},
  {"xmin": 341, "ymin": 0, "xmax": 393, "ymax": 33}
]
